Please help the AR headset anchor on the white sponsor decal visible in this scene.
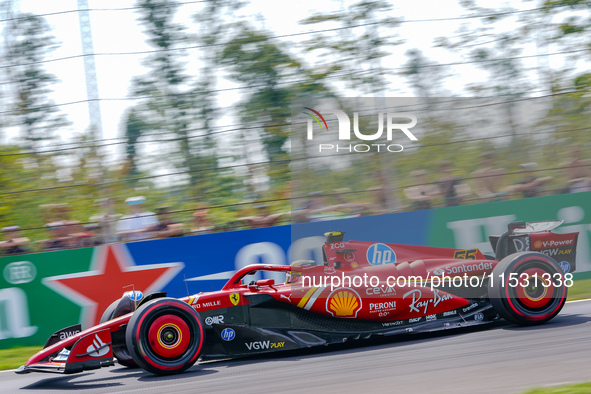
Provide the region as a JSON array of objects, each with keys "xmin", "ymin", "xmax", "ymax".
[
  {"xmin": 59, "ymin": 329, "xmax": 80, "ymax": 340},
  {"xmin": 462, "ymin": 303, "xmax": 478, "ymax": 313},
  {"xmin": 366, "ymin": 286, "xmax": 397, "ymax": 296},
  {"xmin": 3, "ymin": 261, "xmax": 36, "ymax": 285},
  {"xmin": 382, "ymin": 320, "xmax": 403, "ymax": 327},
  {"xmin": 445, "ymin": 261, "xmax": 493, "ymax": 274},
  {"xmin": 324, "ymin": 265, "xmax": 336, "ymax": 274},
  {"xmin": 245, "ymin": 341, "xmax": 285, "ymax": 350},
  {"xmin": 200, "ymin": 300, "xmax": 221, "ymax": 308},
  {"xmin": 86, "ymin": 334, "xmax": 109, "ymax": 358},
  {"xmin": 369, "ymin": 301, "xmax": 396, "ymax": 312},
  {"xmin": 539, "ymin": 239, "xmax": 574, "ymax": 248},
  {"xmin": 204, "ymin": 315, "xmax": 225, "ymax": 325},
  {"xmin": 403, "ymin": 289, "xmax": 452, "ymax": 314},
  {"xmin": 512, "ymin": 237, "xmax": 530, "ymax": 252}
]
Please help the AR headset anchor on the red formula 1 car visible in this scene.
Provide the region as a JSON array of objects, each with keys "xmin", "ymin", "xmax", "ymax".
[{"xmin": 17, "ymin": 220, "xmax": 577, "ymax": 376}]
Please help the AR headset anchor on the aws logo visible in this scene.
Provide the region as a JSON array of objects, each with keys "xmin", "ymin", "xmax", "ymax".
[{"xmin": 326, "ymin": 288, "xmax": 362, "ymax": 318}]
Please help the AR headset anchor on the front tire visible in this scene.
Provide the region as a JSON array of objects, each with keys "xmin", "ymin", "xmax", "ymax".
[
  {"xmin": 125, "ymin": 298, "xmax": 204, "ymax": 375},
  {"xmin": 488, "ymin": 252, "xmax": 567, "ymax": 326}
]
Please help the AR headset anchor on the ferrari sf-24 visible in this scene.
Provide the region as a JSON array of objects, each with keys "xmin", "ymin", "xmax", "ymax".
[{"xmin": 17, "ymin": 220, "xmax": 577, "ymax": 376}]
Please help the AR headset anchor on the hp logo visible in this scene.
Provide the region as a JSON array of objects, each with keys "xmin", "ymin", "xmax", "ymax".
[
  {"xmin": 559, "ymin": 261, "xmax": 570, "ymax": 274},
  {"xmin": 221, "ymin": 328, "xmax": 235, "ymax": 341},
  {"xmin": 366, "ymin": 243, "xmax": 396, "ymax": 265}
]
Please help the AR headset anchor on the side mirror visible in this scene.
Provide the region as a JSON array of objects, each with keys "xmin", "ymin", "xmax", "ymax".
[{"xmin": 256, "ymin": 279, "xmax": 275, "ymax": 286}]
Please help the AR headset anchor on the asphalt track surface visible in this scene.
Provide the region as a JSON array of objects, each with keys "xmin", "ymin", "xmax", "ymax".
[{"xmin": 2, "ymin": 299, "xmax": 590, "ymax": 394}]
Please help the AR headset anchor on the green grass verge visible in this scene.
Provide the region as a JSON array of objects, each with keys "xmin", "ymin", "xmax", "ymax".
[
  {"xmin": 523, "ymin": 382, "xmax": 591, "ymax": 393},
  {"xmin": 567, "ymin": 278, "xmax": 591, "ymax": 300},
  {"xmin": 0, "ymin": 346, "xmax": 42, "ymax": 371}
]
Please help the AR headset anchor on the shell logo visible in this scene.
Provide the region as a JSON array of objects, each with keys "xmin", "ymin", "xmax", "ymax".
[
  {"xmin": 326, "ymin": 288, "xmax": 362, "ymax": 318},
  {"xmin": 534, "ymin": 241, "xmax": 542, "ymax": 249}
]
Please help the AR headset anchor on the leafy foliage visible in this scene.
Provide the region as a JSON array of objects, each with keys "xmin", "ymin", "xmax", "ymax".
[{"xmin": 2, "ymin": 13, "xmax": 69, "ymax": 153}]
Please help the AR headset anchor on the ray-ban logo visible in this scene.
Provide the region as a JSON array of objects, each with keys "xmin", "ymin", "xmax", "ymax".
[{"xmin": 303, "ymin": 108, "xmax": 418, "ymax": 153}]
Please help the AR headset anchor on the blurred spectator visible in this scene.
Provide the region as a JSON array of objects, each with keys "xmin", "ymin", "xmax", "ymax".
[
  {"xmin": 39, "ymin": 203, "xmax": 72, "ymax": 225},
  {"xmin": 404, "ymin": 170, "xmax": 439, "ymax": 210},
  {"xmin": 116, "ymin": 196, "xmax": 159, "ymax": 242},
  {"xmin": 43, "ymin": 221, "xmax": 73, "ymax": 251},
  {"xmin": 292, "ymin": 192, "xmax": 325, "ymax": 223},
  {"xmin": 0, "ymin": 226, "xmax": 30, "ymax": 255},
  {"xmin": 330, "ymin": 188, "xmax": 370, "ymax": 217},
  {"xmin": 78, "ymin": 224, "xmax": 102, "ymax": 247},
  {"xmin": 332, "ymin": 188, "xmax": 350, "ymax": 206},
  {"xmin": 68, "ymin": 221, "xmax": 101, "ymax": 248},
  {"xmin": 507, "ymin": 163, "xmax": 552, "ymax": 198},
  {"xmin": 305, "ymin": 188, "xmax": 369, "ymax": 219},
  {"xmin": 435, "ymin": 161, "xmax": 471, "ymax": 207},
  {"xmin": 147, "ymin": 206, "xmax": 184, "ymax": 238},
  {"xmin": 367, "ymin": 170, "xmax": 389, "ymax": 214},
  {"xmin": 191, "ymin": 205, "xmax": 214, "ymax": 235},
  {"xmin": 89, "ymin": 198, "xmax": 121, "ymax": 244},
  {"xmin": 240, "ymin": 204, "xmax": 285, "ymax": 228},
  {"xmin": 471, "ymin": 152, "xmax": 507, "ymax": 202},
  {"xmin": 560, "ymin": 147, "xmax": 591, "ymax": 193}
]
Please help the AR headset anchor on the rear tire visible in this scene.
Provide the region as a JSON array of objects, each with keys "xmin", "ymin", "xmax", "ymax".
[
  {"xmin": 125, "ymin": 298, "xmax": 204, "ymax": 375},
  {"xmin": 488, "ymin": 252, "xmax": 567, "ymax": 326}
]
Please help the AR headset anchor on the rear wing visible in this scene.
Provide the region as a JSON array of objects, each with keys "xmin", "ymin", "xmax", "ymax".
[{"xmin": 489, "ymin": 220, "xmax": 578, "ymax": 273}]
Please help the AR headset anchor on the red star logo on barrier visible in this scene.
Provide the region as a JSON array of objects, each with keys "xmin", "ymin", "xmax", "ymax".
[{"xmin": 43, "ymin": 244, "xmax": 184, "ymax": 328}]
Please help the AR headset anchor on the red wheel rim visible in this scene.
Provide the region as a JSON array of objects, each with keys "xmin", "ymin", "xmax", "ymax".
[
  {"xmin": 147, "ymin": 315, "xmax": 191, "ymax": 358},
  {"xmin": 515, "ymin": 267, "xmax": 553, "ymax": 309}
]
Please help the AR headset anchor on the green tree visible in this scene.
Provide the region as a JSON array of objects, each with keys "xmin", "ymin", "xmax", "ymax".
[
  {"xmin": 2, "ymin": 13, "xmax": 69, "ymax": 154},
  {"xmin": 122, "ymin": 108, "xmax": 146, "ymax": 180},
  {"xmin": 220, "ymin": 24, "xmax": 332, "ymax": 189},
  {"xmin": 300, "ymin": 0, "xmax": 402, "ymax": 94},
  {"xmin": 132, "ymin": 0, "xmax": 213, "ymax": 194}
]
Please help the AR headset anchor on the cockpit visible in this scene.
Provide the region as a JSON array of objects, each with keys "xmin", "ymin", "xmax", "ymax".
[{"xmin": 285, "ymin": 260, "xmax": 317, "ymax": 284}]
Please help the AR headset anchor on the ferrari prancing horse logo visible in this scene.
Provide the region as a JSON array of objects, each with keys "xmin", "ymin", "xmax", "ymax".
[{"xmin": 230, "ymin": 293, "xmax": 240, "ymax": 306}]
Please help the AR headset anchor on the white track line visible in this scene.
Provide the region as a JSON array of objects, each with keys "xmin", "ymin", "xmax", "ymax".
[{"xmin": 566, "ymin": 298, "xmax": 591, "ymax": 303}]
